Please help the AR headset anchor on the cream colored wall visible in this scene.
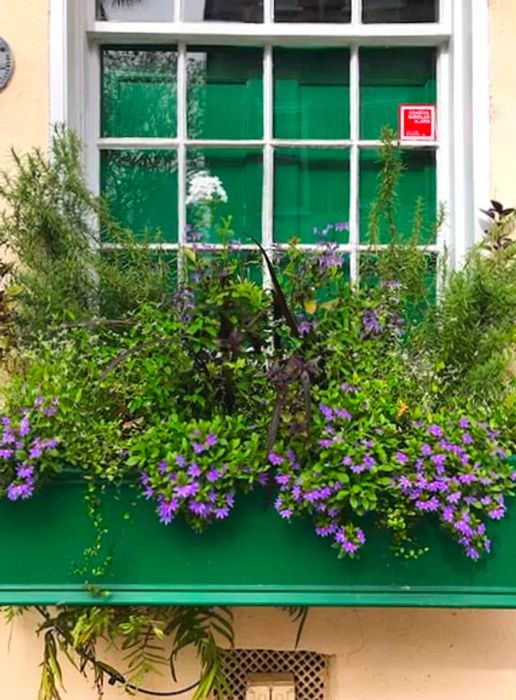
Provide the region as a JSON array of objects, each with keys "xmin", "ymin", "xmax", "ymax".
[
  {"xmin": 3, "ymin": 607, "xmax": 516, "ymax": 699},
  {"xmin": 1, "ymin": 1, "xmax": 516, "ymax": 699},
  {"xmin": 490, "ymin": 0, "xmax": 516, "ymax": 203},
  {"xmin": 0, "ymin": 0, "xmax": 49, "ymax": 174}
]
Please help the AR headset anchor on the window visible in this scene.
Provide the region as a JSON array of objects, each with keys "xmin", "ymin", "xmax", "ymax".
[{"xmin": 57, "ymin": 1, "xmax": 487, "ymax": 282}]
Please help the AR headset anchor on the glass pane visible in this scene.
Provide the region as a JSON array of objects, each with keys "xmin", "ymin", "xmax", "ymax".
[
  {"xmin": 186, "ymin": 149, "xmax": 263, "ymax": 243},
  {"xmin": 183, "ymin": 0, "xmax": 263, "ymax": 22},
  {"xmin": 274, "ymin": 148, "xmax": 350, "ymax": 244},
  {"xmin": 187, "ymin": 48, "xmax": 263, "ymax": 140},
  {"xmin": 101, "ymin": 150, "xmax": 178, "ymax": 242},
  {"xmin": 96, "ymin": 0, "xmax": 174, "ymax": 21},
  {"xmin": 274, "ymin": 49, "xmax": 350, "ymax": 140},
  {"xmin": 363, "ymin": 0, "xmax": 437, "ymax": 23},
  {"xmin": 102, "ymin": 49, "xmax": 177, "ymax": 138},
  {"xmin": 360, "ymin": 48, "xmax": 436, "ymax": 140},
  {"xmin": 359, "ymin": 149, "xmax": 437, "ymax": 243},
  {"xmin": 275, "ymin": 0, "xmax": 351, "ymax": 22}
]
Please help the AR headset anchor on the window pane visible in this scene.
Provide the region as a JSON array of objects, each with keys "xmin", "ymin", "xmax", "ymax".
[
  {"xmin": 360, "ymin": 48, "xmax": 436, "ymax": 140},
  {"xmin": 187, "ymin": 48, "xmax": 263, "ymax": 140},
  {"xmin": 363, "ymin": 0, "xmax": 437, "ymax": 23},
  {"xmin": 187, "ymin": 149, "xmax": 262, "ymax": 243},
  {"xmin": 102, "ymin": 49, "xmax": 177, "ymax": 138},
  {"xmin": 101, "ymin": 150, "xmax": 178, "ymax": 242},
  {"xmin": 274, "ymin": 49, "xmax": 350, "ymax": 140},
  {"xmin": 96, "ymin": 0, "xmax": 174, "ymax": 21},
  {"xmin": 183, "ymin": 0, "xmax": 263, "ymax": 22},
  {"xmin": 274, "ymin": 149, "xmax": 350, "ymax": 244},
  {"xmin": 275, "ymin": 0, "xmax": 351, "ymax": 23},
  {"xmin": 359, "ymin": 149, "xmax": 437, "ymax": 243}
]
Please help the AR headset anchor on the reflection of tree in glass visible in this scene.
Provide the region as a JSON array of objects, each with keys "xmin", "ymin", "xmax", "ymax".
[
  {"xmin": 102, "ymin": 150, "xmax": 178, "ymax": 242},
  {"xmin": 97, "ymin": 0, "xmax": 174, "ymax": 21},
  {"xmin": 103, "ymin": 49, "xmax": 177, "ymax": 138}
]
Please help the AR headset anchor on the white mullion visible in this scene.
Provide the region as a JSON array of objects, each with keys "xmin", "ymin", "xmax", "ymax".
[
  {"xmin": 97, "ymin": 138, "xmax": 357, "ymax": 150},
  {"xmin": 352, "ymin": 0, "xmax": 362, "ymax": 26},
  {"xmin": 349, "ymin": 46, "xmax": 360, "ymax": 285},
  {"xmin": 436, "ymin": 43, "xmax": 451, "ymax": 294},
  {"xmin": 174, "ymin": 0, "xmax": 181, "ymax": 23},
  {"xmin": 177, "ymin": 43, "xmax": 188, "ymax": 276},
  {"xmin": 263, "ymin": 44, "xmax": 274, "ymax": 287},
  {"xmin": 264, "ymin": 0, "xmax": 274, "ymax": 24}
]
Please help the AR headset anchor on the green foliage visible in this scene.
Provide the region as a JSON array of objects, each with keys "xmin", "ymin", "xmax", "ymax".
[{"xmin": 0, "ymin": 127, "xmax": 515, "ymax": 698}]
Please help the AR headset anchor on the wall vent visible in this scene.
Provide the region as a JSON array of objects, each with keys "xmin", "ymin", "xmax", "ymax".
[{"xmin": 220, "ymin": 649, "xmax": 327, "ymax": 700}]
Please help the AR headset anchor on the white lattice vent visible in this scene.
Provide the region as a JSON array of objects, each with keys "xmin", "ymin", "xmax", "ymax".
[{"xmin": 219, "ymin": 649, "xmax": 327, "ymax": 700}]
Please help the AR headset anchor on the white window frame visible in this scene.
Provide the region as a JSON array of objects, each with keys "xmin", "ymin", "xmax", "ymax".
[{"xmin": 50, "ymin": 0, "xmax": 491, "ymax": 279}]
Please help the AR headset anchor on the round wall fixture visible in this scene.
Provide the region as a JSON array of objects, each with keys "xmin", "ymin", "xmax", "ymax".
[{"xmin": 0, "ymin": 38, "xmax": 14, "ymax": 90}]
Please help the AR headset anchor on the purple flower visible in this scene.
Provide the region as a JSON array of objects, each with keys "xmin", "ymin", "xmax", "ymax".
[
  {"xmin": 459, "ymin": 417, "xmax": 470, "ymax": 429},
  {"xmin": 334, "ymin": 409, "xmax": 352, "ymax": 421},
  {"xmin": 214, "ymin": 506, "xmax": 230, "ymax": 519},
  {"xmin": 341, "ymin": 383, "xmax": 359, "ymax": 393},
  {"xmin": 268, "ymin": 452, "xmax": 284, "ymax": 466},
  {"xmin": 428, "ymin": 424, "xmax": 443, "ymax": 438},
  {"xmin": 205, "ymin": 433, "xmax": 218, "ymax": 448},
  {"xmin": 175, "ymin": 482, "xmax": 199, "ymax": 499},
  {"xmin": 192, "ymin": 442, "xmax": 205, "ymax": 455},
  {"xmin": 207, "ymin": 467, "xmax": 221, "ymax": 483},
  {"xmin": 462, "ymin": 432, "xmax": 473, "ymax": 445},
  {"xmin": 16, "ymin": 464, "xmax": 34, "ymax": 479},
  {"xmin": 0, "ymin": 449, "xmax": 13, "ymax": 459},
  {"xmin": 158, "ymin": 460, "xmax": 169, "ymax": 475},
  {"xmin": 275, "ymin": 474, "xmax": 291, "ymax": 486},
  {"xmin": 43, "ymin": 407, "xmax": 57, "ymax": 417},
  {"xmin": 319, "ymin": 404, "xmax": 334, "ymax": 422},
  {"xmin": 279, "ymin": 508, "xmax": 293, "ymax": 520},
  {"xmin": 2, "ymin": 430, "xmax": 16, "ymax": 445},
  {"xmin": 257, "ymin": 473, "xmax": 269, "ymax": 487},
  {"xmin": 19, "ymin": 417, "xmax": 30, "ymax": 437},
  {"xmin": 362, "ymin": 453, "xmax": 377, "ymax": 469},
  {"xmin": 362, "ymin": 309, "xmax": 382, "ymax": 336},
  {"xmin": 175, "ymin": 454, "xmax": 186, "ymax": 468},
  {"xmin": 298, "ymin": 321, "xmax": 314, "ymax": 336},
  {"xmin": 189, "ymin": 501, "xmax": 211, "ymax": 518},
  {"xmin": 421, "ymin": 443, "xmax": 433, "ymax": 457},
  {"xmin": 188, "ymin": 463, "xmax": 201, "ymax": 478},
  {"xmin": 396, "ymin": 451, "xmax": 409, "ymax": 465},
  {"xmin": 158, "ymin": 498, "xmax": 179, "ymax": 525},
  {"xmin": 6, "ymin": 481, "xmax": 34, "ymax": 501}
]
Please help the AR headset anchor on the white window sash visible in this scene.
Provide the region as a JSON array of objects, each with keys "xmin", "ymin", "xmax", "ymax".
[{"xmin": 51, "ymin": 0, "xmax": 489, "ymax": 279}]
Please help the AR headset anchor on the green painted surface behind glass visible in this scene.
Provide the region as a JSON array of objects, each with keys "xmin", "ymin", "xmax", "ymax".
[
  {"xmin": 360, "ymin": 149, "xmax": 437, "ymax": 243},
  {"xmin": 187, "ymin": 47, "xmax": 263, "ymax": 140},
  {"xmin": 274, "ymin": 148, "xmax": 350, "ymax": 244},
  {"xmin": 102, "ymin": 48, "xmax": 177, "ymax": 138},
  {"xmin": 274, "ymin": 48, "xmax": 350, "ymax": 140},
  {"xmin": 101, "ymin": 150, "xmax": 178, "ymax": 241},
  {"xmin": 360, "ymin": 48, "xmax": 436, "ymax": 140},
  {"xmin": 187, "ymin": 149, "xmax": 262, "ymax": 242}
]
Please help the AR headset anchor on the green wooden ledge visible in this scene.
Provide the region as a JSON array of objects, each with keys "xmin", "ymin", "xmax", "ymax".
[{"xmin": 1, "ymin": 470, "xmax": 516, "ymax": 607}]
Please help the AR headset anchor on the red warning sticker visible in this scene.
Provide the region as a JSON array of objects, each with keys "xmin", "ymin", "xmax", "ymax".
[{"xmin": 399, "ymin": 105, "xmax": 436, "ymax": 141}]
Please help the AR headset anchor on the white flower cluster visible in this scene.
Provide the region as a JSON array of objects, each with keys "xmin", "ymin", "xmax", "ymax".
[{"xmin": 186, "ymin": 172, "xmax": 228, "ymax": 206}]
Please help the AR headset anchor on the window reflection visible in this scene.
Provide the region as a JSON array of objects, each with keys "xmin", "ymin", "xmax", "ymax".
[
  {"xmin": 183, "ymin": 0, "xmax": 263, "ymax": 22},
  {"xmin": 96, "ymin": 0, "xmax": 174, "ymax": 21},
  {"xmin": 102, "ymin": 49, "xmax": 177, "ymax": 138},
  {"xmin": 275, "ymin": 0, "xmax": 351, "ymax": 23},
  {"xmin": 363, "ymin": 0, "xmax": 437, "ymax": 23},
  {"xmin": 187, "ymin": 48, "xmax": 263, "ymax": 140}
]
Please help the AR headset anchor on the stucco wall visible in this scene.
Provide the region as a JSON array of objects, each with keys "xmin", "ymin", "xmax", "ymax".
[
  {"xmin": 1, "ymin": 1, "xmax": 516, "ymax": 698},
  {"xmin": 490, "ymin": 0, "xmax": 516, "ymax": 203},
  {"xmin": 0, "ymin": 0, "xmax": 49, "ymax": 174}
]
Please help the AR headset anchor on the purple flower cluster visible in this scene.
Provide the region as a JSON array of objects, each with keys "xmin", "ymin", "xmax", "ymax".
[
  {"xmin": 394, "ymin": 417, "xmax": 514, "ymax": 560},
  {"xmin": 138, "ymin": 422, "xmax": 265, "ymax": 531},
  {"xmin": 1, "ymin": 397, "xmax": 60, "ymax": 502}
]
